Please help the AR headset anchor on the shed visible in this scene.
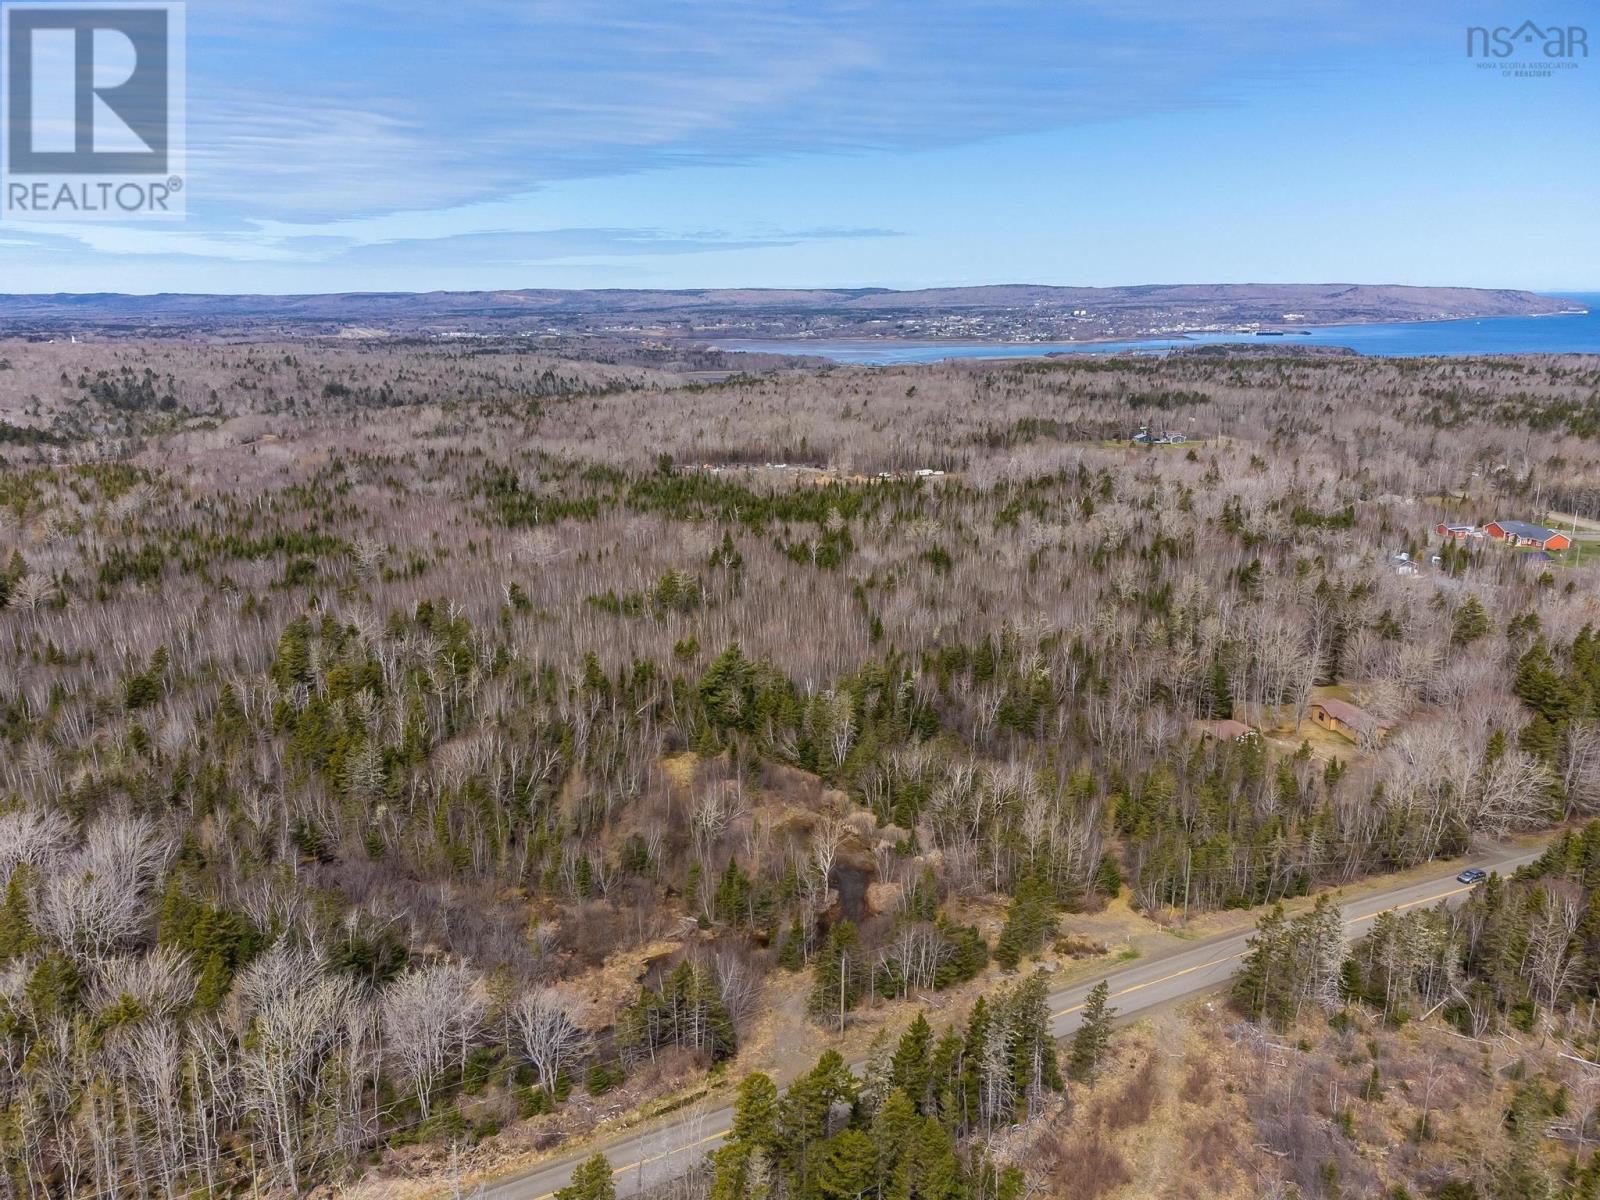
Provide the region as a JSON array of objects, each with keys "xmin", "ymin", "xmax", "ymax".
[{"xmin": 1309, "ymin": 698, "xmax": 1390, "ymax": 744}]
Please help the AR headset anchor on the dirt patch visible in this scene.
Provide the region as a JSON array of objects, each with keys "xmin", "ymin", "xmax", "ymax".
[
  {"xmin": 660, "ymin": 751, "xmax": 698, "ymax": 790},
  {"xmin": 562, "ymin": 935, "xmax": 685, "ymax": 1021},
  {"xmin": 992, "ymin": 1012, "xmax": 1256, "ymax": 1200}
]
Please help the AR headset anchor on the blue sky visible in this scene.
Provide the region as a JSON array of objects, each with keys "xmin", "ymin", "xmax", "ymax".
[{"xmin": 3, "ymin": 0, "xmax": 1597, "ymax": 293}]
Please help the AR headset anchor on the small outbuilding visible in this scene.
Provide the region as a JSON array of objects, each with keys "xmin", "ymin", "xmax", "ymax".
[
  {"xmin": 1309, "ymin": 698, "xmax": 1391, "ymax": 744},
  {"xmin": 1484, "ymin": 520, "xmax": 1571, "ymax": 551},
  {"xmin": 1434, "ymin": 522, "xmax": 1483, "ymax": 541}
]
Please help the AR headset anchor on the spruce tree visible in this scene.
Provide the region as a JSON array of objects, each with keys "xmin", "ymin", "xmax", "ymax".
[
  {"xmin": 816, "ymin": 1128, "xmax": 875, "ymax": 1200},
  {"xmin": 1234, "ymin": 903, "xmax": 1292, "ymax": 1024},
  {"xmin": 809, "ymin": 920, "xmax": 863, "ymax": 1029},
  {"xmin": 777, "ymin": 917, "xmax": 807, "ymax": 970},
  {"xmin": 891, "ymin": 1012, "xmax": 934, "ymax": 1112},
  {"xmin": 994, "ymin": 875, "xmax": 1056, "ymax": 970},
  {"xmin": 1450, "ymin": 594, "xmax": 1490, "ymax": 647},
  {"xmin": 1094, "ymin": 852, "xmax": 1123, "ymax": 900},
  {"xmin": 958, "ymin": 996, "xmax": 991, "ymax": 1133},
  {"xmin": 778, "ymin": 1073, "xmax": 829, "ymax": 1182},
  {"xmin": 1207, "ymin": 657, "xmax": 1232, "ymax": 718},
  {"xmin": 695, "ymin": 963, "xmax": 738, "ymax": 1060},
  {"xmin": 1069, "ymin": 980, "xmax": 1115, "ymax": 1083},
  {"xmin": 868, "ymin": 1090, "xmax": 919, "ymax": 1193},
  {"xmin": 1005, "ymin": 974, "xmax": 1064, "ymax": 1111},
  {"xmin": 710, "ymin": 1146, "xmax": 767, "ymax": 1200},
  {"xmin": 780, "ymin": 1051, "xmax": 859, "ymax": 1182},
  {"xmin": 730, "ymin": 1072, "xmax": 779, "ymax": 1153},
  {"xmin": 0, "ymin": 864, "xmax": 38, "ymax": 963},
  {"xmin": 898, "ymin": 1116, "xmax": 963, "ymax": 1200},
  {"xmin": 555, "ymin": 1154, "xmax": 615, "ymax": 1200}
]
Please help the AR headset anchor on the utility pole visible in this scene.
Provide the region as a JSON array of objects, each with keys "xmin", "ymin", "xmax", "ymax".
[{"xmin": 839, "ymin": 949, "xmax": 848, "ymax": 1034}]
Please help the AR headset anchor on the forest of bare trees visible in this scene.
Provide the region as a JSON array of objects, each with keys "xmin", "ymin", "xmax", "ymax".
[{"xmin": 3, "ymin": 339, "xmax": 1600, "ymax": 1196}]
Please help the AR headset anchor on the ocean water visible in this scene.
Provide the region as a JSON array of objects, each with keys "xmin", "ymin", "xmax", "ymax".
[{"xmin": 714, "ymin": 293, "xmax": 1600, "ymax": 365}]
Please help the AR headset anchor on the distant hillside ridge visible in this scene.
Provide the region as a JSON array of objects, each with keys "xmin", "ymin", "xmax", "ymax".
[{"xmin": 0, "ymin": 282, "xmax": 1579, "ymax": 339}]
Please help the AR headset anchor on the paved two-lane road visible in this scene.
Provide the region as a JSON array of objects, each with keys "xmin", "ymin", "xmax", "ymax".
[{"xmin": 481, "ymin": 842, "xmax": 1547, "ymax": 1200}]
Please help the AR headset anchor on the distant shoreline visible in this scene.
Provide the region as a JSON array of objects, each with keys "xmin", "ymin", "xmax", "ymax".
[
  {"xmin": 707, "ymin": 304, "xmax": 1600, "ymax": 364},
  {"xmin": 710, "ymin": 305, "xmax": 1593, "ymax": 354}
]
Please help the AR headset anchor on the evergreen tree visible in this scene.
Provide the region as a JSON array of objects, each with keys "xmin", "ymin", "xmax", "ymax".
[
  {"xmin": 868, "ymin": 1090, "xmax": 919, "ymax": 1193},
  {"xmin": 0, "ymin": 864, "xmax": 38, "ymax": 963},
  {"xmin": 1069, "ymin": 979, "xmax": 1115, "ymax": 1083},
  {"xmin": 714, "ymin": 1070, "xmax": 779, "ymax": 1199},
  {"xmin": 894, "ymin": 1116, "xmax": 963, "ymax": 1200},
  {"xmin": 1004, "ymin": 974, "xmax": 1064, "ymax": 1115},
  {"xmin": 779, "ymin": 1051, "xmax": 859, "ymax": 1184},
  {"xmin": 958, "ymin": 996, "xmax": 991, "ymax": 1132},
  {"xmin": 891, "ymin": 1012, "xmax": 935, "ymax": 1112},
  {"xmin": 555, "ymin": 1154, "xmax": 615, "ymax": 1200},
  {"xmin": 616, "ymin": 959, "xmax": 736, "ymax": 1062},
  {"xmin": 710, "ymin": 1146, "xmax": 770, "ymax": 1200},
  {"xmin": 1296, "ymin": 894, "xmax": 1347, "ymax": 1016},
  {"xmin": 809, "ymin": 920, "xmax": 864, "ymax": 1029},
  {"xmin": 1234, "ymin": 903, "xmax": 1293, "ymax": 1024},
  {"xmin": 1206, "ymin": 657, "xmax": 1233, "ymax": 718},
  {"xmin": 928, "ymin": 1026, "xmax": 966, "ymax": 1134},
  {"xmin": 1233, "ymin": 897, "xmax": 1346, "ymax": 1026},
  {"xmin": 1450, "ymin": 594, "xmax": 1491, "ymax": 647},
  {"xmin": 731, "ymin": 1071, "xmax": 780, "ymax": 1153},
  {"xmin": 699, "ymin": 644, "xmax": 759, "ymax": 734},
  {"xmin": 816, "ymin": 1128, "xmax": 876, "ymax": 1200},
  {"xmin": 1094, "ymin": 852, "xmax": 1123, "ymax": 900},
  {"xmin": 777, "ymin": 917, "xmax": 808, "ymax": 970},
  {"xmin": 994, "ymin": 875, "xmax": 1057, "ymax": 970}
]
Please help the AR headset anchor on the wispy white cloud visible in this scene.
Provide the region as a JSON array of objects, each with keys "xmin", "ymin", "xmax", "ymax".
[
  {"xmin": 19, "ymin": 223, "xmax": 313, "ymax": 261},
  {"xmin": 5, "ymin": 221, "xmax": 899, "ymax": 268},
  {"xmin": 332, "ymin": 226, "xmax": 900, "ymax": 268},
  {"xmin": 9, "ymin": 0, "xmax": 1580, "ymax": 290},
  {"xmin": 179, "ymin": 0, "xmax": 1444, "ymax": 221}
]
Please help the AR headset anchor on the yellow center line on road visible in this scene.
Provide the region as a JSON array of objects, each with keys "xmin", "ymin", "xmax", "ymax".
[
  {"xmin": 529, "ymin": 877, "xmax": 1495, "ymax": 1196},
  {"xmin": 529, "ymin": 1128, "xmax": 729, "ymax": 1200},
  {"xmin": 1052, "ymin": 948, "xmax": 1249, "ymax": 1018},
  {"xmin": 1050, "ymin": 879, "xmax": 1477, "ymax": 1020}
]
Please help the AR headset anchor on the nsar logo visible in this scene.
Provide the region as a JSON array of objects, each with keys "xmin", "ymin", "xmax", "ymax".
[{"xmin": 1466, "ymin": 19, "xmax": 1587, "ymax": 79}]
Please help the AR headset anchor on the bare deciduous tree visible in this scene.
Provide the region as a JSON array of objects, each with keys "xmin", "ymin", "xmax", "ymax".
[
  {"xmin": 382, "ymin": 961, "xmax": 486, "ymax": 1116},
  {"xmin": 511, "ymin": 986, "xmax": 593, "ymax": 1095},
  {"xmin": 38, "ymin": 814, "xmax": 171, "ymax": 961}
]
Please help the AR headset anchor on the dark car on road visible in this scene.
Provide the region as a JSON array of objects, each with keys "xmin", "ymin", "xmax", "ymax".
[{"xmin": 1456, "ymin": 868, "xmax": 1488, "ymax": 884}]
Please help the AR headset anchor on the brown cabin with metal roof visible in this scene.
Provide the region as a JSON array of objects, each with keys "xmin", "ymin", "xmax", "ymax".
[{"xmin": 1308, "ymin": 697, "xmax": 1390, "ymax": 744}]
